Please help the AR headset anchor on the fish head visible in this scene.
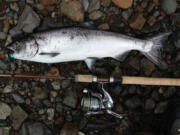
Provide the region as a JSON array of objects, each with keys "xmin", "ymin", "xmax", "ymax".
[{"xmin": 7, "ymin": 39, "xmax": 38, "ymax": 60}]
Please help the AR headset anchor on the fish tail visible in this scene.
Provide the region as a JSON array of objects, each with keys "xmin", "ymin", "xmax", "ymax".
[{"xmin": 142, "ymin": 32, "xmax": 172, "ymax": 70}]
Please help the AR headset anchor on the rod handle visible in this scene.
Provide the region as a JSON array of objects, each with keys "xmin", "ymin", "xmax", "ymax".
[
  {"xmin": 75, "ymin": 75, "xmax": 94, "ymax": 82},
  {"xmin": 122, "ymin": 76, "xmax": 180, "ymax": 86}
]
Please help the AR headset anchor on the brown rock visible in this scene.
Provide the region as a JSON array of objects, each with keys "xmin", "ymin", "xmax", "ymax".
[
  {"xmin": 135, "ymin": 5, "xmax": 144, "ymax": 12},
  {"xmin": 40, "ymin": 0, "xmax": 58, "ymax": 6},
  {"xmin": 141, "ymin": 58, "xmax": 155, "ymax": 76},
  {"xmin": 129, "ymin": 14, "xmax": 146, "ymax": 30},
  {"xmin": 148, "ymin": 2, "xmax": 156, "ymax": 12},
  {"xmin": 148, "ymin": 16, "xmax": 156, "ymax": 26},
  {"xmin": 60, "ymin": 123, "xmax": 78, "ymax": 135},
  {"xmin": 141, "ymin": 1, "xmax": 148, "ymax": 8},
  {"xmin": 153, "ymin": 0, "xmax": 159, "ymax": 5},
  {"xmin": 101, "ymin": 0, "xmax": 111, "ymax": 7},
  {"xmin": 112, "ymin": 0, "xmax": 133, "ymax": 9},
  {"xmin": 98, "ymin": 23, "xmax": 110, "ymax": 30},
  {"xmin": 60, "ymin": 0, "xmax": 84, "ymax": 22}
]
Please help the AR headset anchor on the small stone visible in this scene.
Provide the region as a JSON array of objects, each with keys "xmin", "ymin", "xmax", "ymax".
[
  {"xmin": 145, "ymin": 99, "xmax": 156, "ymax": 110},
  {"xmin": 51, "ymin": 81, "xmax": 61, "ymax": 90},
  {"xmin": 141, "ymin": 58, "xmax": 155, "ymax": 76},
  {"xmin": 3, "ymin": 85, "xmax": 13, "ymax": 93},
  {"xmin": 115, "ymin": 104, "xmax": 124, "ymax": 113},
  {"xmin": 43, "ymin": 99, "xmax": 51, "ymax": 107},
  {"xmin": 111, "ymin": 85, "xmax": 123, "ymax": 97},
  {"xmin": 89, "ymin": 10, "xmax": 104, "ymax": 20},
  {"xmin": 154, "ymin": 101, "xmax": 168, "ymax": 114},
  {"xmin": 12, "ymin": 94, "xmax": 25, "ymax": 104},
  {"xmin": 129, "ymin": 14, "xmax": 146, "ymax": 30},
  {"xmin": 152, "ymin": 90, "xmax": 159, "ymax": 101},
  {"xmin": 0, "ymin": 102, "xmax": 12, "ymax": 120},
  {"xmin": 0, "ymin": 32, "xmax": 7, "ymax": 40},
  {"xmin": 63, "ymin": 89, "xmax": 77, "ymax": 109},
  {"xmin": 19, "ymin": 122, "xmax": 53, "ymax": 135},
  {"xmin": 153, "ymin": 11, "xmax": 160, "ymax": 17},
  {"xmin": 125, "ymin": 96, "xmax": 142, "ymax": 109},
  {"xmin": 47, "ymin": 108, "xmax": 54, "ymax": 121},
  {"xmin": 61, "ymin": 80, "xmax": 71, "ymax": 89},
  {"xmin": 161, "ymin": 0, "xmax": 177, "ymax": 15},
  {"xmin": 127, "ymin": 56, "xmax": 140, "ymax": 71},
  {"xmin": 163, "ymin": 87, "xmax": 176, "ymax": 98},
  {"xmin": 141, "ymin": 1, "xmax": 148, "ymax": 8},
  {"xmin": 148, "ymin": 2, "xmax": 156, "ymax": 12},
  {"xmin": 158, "ymin": 87, "xmax": 164, "ymax": 94},
  {"xmin": 98, "ymin": 23, "xmax": 110, "ymax": 30},
  {"xmin": 12, "ymin": 106, "xmax": 28, "ymax": 130},
  {"xmin": 56, "ymin": 102, "xmax": 63, "ymax": 113},
  {"xmin": 0, "ymin": 127, "xmax": 11, "ymax": 135},
  {"xmin": 60, "ymin": 123, "xmax": 78, "ymax": 135},
  {"xmin": 101, "ymin": 0, "xmax": 111, "ymax": 7},
  {"xmin": 60, "ymin": 0, "xmax": 84, "ymax": 22},
  {"xmin": 39, "ymin": 0, "xmax": 58, "ymax": 6},
  {"xmin": 16, "ymin": 5, "xmax": 40, "ymax": 33},
  {"xmin": 33, "ymin": 87, "xmax": 48, "ymax": 100},
  {"xmin": 10, "ymin": 2, "xmax": 19, "ymax": 12},
  {"xmin": 128, "ymin": 86, "xmax": 136, "ymax": 94},
  {"xmin": 147, "ymin": 16, "xmax": 157, "ymax": 26},
  {"xmin": 122, "ymin": 9, "xmax": 133, "ymax": 20},
  {"xmin": 82, "ymin": 0, "xmax": 89, "ymax": 11},
  {"xmin": 112, "ymin": 0, "xmax": 133, "ymax": 9},
  {"xmin": 48, "ymin": 66, "xmax": 59, "ymax": 76},
  {"xmin": 50, "ymin": 91, "xmax": 57, "ymax": 102},
  {"xmin": 88, "ymin": 0, "xmax": 100, "ymax": 13}
]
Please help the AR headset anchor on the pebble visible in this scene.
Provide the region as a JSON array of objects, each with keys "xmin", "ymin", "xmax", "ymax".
[
  {"xmin": 145, "ymin": 99, "xmax": 156, "ymax": 110},
  {"xmin": 154, "ymin": 101, "xmax": 168, "ymax": 114},
  {"xmin": 129, "ymin": 13, "xmax": 146, "ymax": 30},
  {"xmin": 0, "ymin": 59, "xmax": 8, "ymax": 70},
  {"xmin": 125, "ymin": 96, "xmax": 142, "ymax": 109},
  {"xmin": 141, "ymin": 58, "xmax": 155, "ymax": 76},
  {"xmin": 98, "ymin": 23, "xmax": 110, "ymax": 30},
  {"xmin": 43, "ymin": 99, "xmax": 51, "ymax": 107},
  {"xmin": 115, "ymin": 104, "xmax": 124, "ymax": 113},
  {"xmin": 88, "ymin": 0, "xmax": 100, "ymax": 13},
  {"xmin": 111, "ymin": 85, "xmax": 123, "ymax": 97},
  {"xmin": 19, "ymin": 122, "xmax": 53, "ymax": 135},
  {"xmin": 60, "ymin": 123, "xmax": 78, "ymax": 135},
  {"xmin": 122, "ymin": 9, "xmax": 133, "ymax": 20},
  {"xmin": 163, "ymin": 87, "xmax": 176, "ymax": 98},
  {"xmin": 88, "ymin": 10, "xmax": 104, "ymax": 20},
  {"xmin": 161, "ymin": 0, "xmax": 177, "ymax": 14},
  {"xmin": 0, "ymin": 102, "xmax": 12, "ymax": 120},
  {"xmin": 147, "ymin": 16, "xmax": 157, "ymax": 26},
  {"xmin": 10, "ymin": 2, "xmax": 19, "ymax": 12},
  {"xmin": 128, "ymin": 86, "xmax": 136, "ymax": 94},
  {"xmin": 127, "ymin": 56, "xmax": 140, "ymax": 71},
  {"xmin": 12, "ymin": 105, "xmax": 28, "ymax": 130},
  {"xmin": 3, "ymin": 85, "xmax": 13, "ymax": 93},
  {"xmin": 47, "ymin": 108, "xmax": 55, "ymax": 121},
  {"xmin": 152, "ymin": 90, "xmax": 159, "ymax": 101},
  {"xmin": 83, "ymin": 0, "xmax": 89, "ymax": 11},
  {"xmin": 50, "ymin": 91, "xmax": 57, "ymax": 102},
  {"xmin": 0, "ymin": 32, "xmax": 7, "ymax": 40},
  {"xmin": 56, "ymin": 102, "xmax": 63, "ymax": 113},
  {"xmin": 0, "ymin": 127, "xmax": 11, "ymax": 135},
  {"xmin": 12, "ymin": 93, "xmax": 25, "ymax": 104},
  {"xmin": 61, "ymin": 80, "xmax": 71, "ymax": 89},
  {"xmin": 101, "ymin": 0, "xmax": 111, "ymax": 7},
  {"xmin": 51, "ymin": 81, "xmax": 61, "ymax": 90},
  {"xmin": 39, "ymin": 0, "xmax": 58, "ymax": 6},
  {"xmin": 112, "ymin": 0, "xmax": 133, "ymax": 9},
  {"xmin": 16, "ymin": 5, "xmax": 40, "ymax": 33},
  {"xmin": 60, "ymin": 0, "xmax": 84, "ymax": 22},
  {"xmin": 63, "ymin": 90, "xmax": 77, "ymax": 109},
  {"xmin": 33, "ymin": 87, "xmax": 48, "ymax": 100}
]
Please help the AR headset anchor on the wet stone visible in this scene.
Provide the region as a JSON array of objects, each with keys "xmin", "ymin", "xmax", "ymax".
[
  {"xmin": 88, "ymin": 10, "xmax": 104, "ymax": 20},
  {"xmin": 47, "ymin": 108, "xmax": 55, "ymax": 121},
  {"xmin": 33, "ymin": 87, "xmax": 48, "ymax": 100},
  {"xmin": 163, "ymin": 87, "xmax": 176, "ymax": 98},
  {"xmin": 3, "ymin": 85, "xmax": 13, "ymax": 93},
  {"xmin": 154, "ymin": 101, "xmax": 168, "ymax": 114},
  {"xmin": 12, "ymin": 105, "xmax": 28, "ymax": 130},
  {"xmin": 56, "ymin": 102, "xmax": 63, "ymax": 113},
  {"xmin": 61, "ymin": 80, "xmax": 71, "ymax": 89},
  {"xmin": 141, "ymin": 58, "xmax": 155, "ymax": 76},
  {"xmin": 63, "ymin": 90, "xmax": 77, "ymax": 109},
  {"xmin": 12, "ymin": 93, "xmax": 25, "ymax": 104},
  {"xmin": 51, "ymin": 81, "xmax": 61, "ymax": 90},
  {"xmin": 128, "ymin": 86, "xmax": 136, "ymax": 94},
  {"xmin": 19, "ymin": 122, "xmax": 53, "ymax": 135},
  {"xmin": 111, "ymin": 85, "xmax": 123, "ymax": 97},
  {"xmin": 112, "ymin": 0, "xmax": 133, "ymax": 9},
  {"xmin": 0, "ymin": 102, "xmax": 12, "ymax": 120},
  {"xmin": 88, "ymin": 0, "xmax": 100, "ymax": 13},
  {"xmin": 145, "ymin": 99, "xmax": 156, "ymax": 110},
  {"xmin": 125, "ymin": 96, "xmax": 142, "ymax": 110},
  {"xmin": 0, "ymin": 127, "xmax": 11, "ymax": 135}
]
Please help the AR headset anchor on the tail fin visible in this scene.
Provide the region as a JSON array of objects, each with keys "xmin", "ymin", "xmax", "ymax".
[{"xmin": 142, "ymin": 32, "xmax": 172, "ymax": 70}]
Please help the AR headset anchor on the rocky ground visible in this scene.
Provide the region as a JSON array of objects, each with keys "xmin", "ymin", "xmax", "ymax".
[{"xmin": 0, "ymin": 0, "xmax": 180, "ymax": 135}]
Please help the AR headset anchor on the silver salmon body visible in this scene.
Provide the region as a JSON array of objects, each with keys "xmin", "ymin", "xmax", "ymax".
[{"xmin": 8, "ymin": 27, "xmax": 171, "ymax": 70}]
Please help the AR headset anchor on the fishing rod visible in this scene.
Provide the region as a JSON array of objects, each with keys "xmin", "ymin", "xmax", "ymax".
[{"xmin": 1, "ymin": 73, "xmax": 180, "ymax": 86}]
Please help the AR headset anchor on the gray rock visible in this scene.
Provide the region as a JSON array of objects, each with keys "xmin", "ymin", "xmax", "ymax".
[
  {"xmin": 9, "ymin": 27, "xmax": 23, "ymax": 37},
  {"xmin": 83, "ymin": 0, "xmax": 89, "ymax": 11},
  {"xmin": 145, "ymin": 99, "xmax": 156, "ymax": 110},
  {"xmin": 0, "ymin": 59, "xmax": 8, "ymax": 70},
  {"xmin": 47, "ymin": 108, "xmax": 54, "ymax": 121},
  {"xmin": 154, "ymin": 101, "xmax": 168, "ymax": 114},
  {"xmin": 111, "ymin": 85, "xmax": 123, "ymax": 97},
  {"xmin": 61, "ymin": 80, "xmax": 71, "ymax": 89},
  {"xmin": 26, "ymin": 0, "xmax": 34, "ymax": 4},
  {"xmin": 89, "ymin": 10, "xmax": 104, "ymax": 20},
  {"xmin": 125, "ymin": 96, "xmax": 142, "ymax": 109},
  {"xmin": 63, "ymin": 90, "xmax": 77, "ymax": 109},
  {"xmin": 66, "ymin": 111, "xmax": 73, "ymax": 122},
  {"xmin": 56, "ymin": 102, "xmax": 63, "ymax": 113},
  {"xmin": 16, "ymin": 5, "xmax": 40, "ymax": 33},
  {"xmin": 122, "ymin": 9, "xmax": 133, "ymax": 20},
  {"xmin": 88, "ymin": 0, "xmax": 100, "ymax": 13},
  {"xmin": 19, "ymin": 122, "xmax": 53, "ymax": 135},
  {"xmin": 0, "ymin": 102, "xmax": 12, "ymax": 120},
  {"xmin": 43, "ymin": 99, "xmax": 51, "ymax": 107},
  {"xmin": 10, "ymin": 3, "xmax": 19, "ymax": 12},
  {"xmin": 12, "ymin": 94, "xmax": 25, "ymax": 104},
  {"xmin": 152, "ymin": 90, "xmax": 159, "ymax": 101},
  {"xmin": 51, "ymin": 81, "xmax": 60, "ymax": 90},
  {"xmin": 12, "ymin": 106, "xmax": 28, "ymax": 130},
  {"xmin": 33, "ymin": 87, "xmax": 48, "ymax": 100},
  {"xmin": 3, "ymin": 85, "xmax": 13, "ymax": 93},
  {"xmin": 161, "ymin": 0, "xmax": 177, "ymax": 14},
  {"xmin": 128, "ymin": 86, "xmax": 136, "ymax": 94},
  {"xmin": 163, "ymin": 87, "xmax": 176, "ymax": 98},
  {"xmin": 0, "ymin": 32, "xmax": 7, "ymax": 40},
  {"xmin": 0, "ymin": 127, "xmax": 11, "ymax": 135}
]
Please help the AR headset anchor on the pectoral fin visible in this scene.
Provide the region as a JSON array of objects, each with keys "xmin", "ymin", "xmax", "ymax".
[
  {"xmin": 84, "ymin": 58, "xmax": 96, "ymax": 71},
  {"xmin": 39, "ymin": 52, "xmax": 60, "ymax": 57}
]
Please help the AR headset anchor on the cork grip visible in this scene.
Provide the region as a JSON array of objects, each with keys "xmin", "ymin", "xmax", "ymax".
[
  {"xmin": 122, "ymin": 76, "xmax": 180, "ymax": 86},
  {"xmin": 75, "ymin": 75, "xmax": 93, "ymax": 82}
]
